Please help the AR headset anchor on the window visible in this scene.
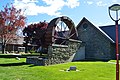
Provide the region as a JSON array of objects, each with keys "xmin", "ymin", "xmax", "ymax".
[{"xmin": 83, "ymin": 23, "xmax": 88, "ymax": 29}]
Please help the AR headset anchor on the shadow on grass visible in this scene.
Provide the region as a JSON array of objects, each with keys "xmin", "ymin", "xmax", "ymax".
[
  {"xmin": 0, "ymin": 62, "xmax": 30, "ymax": 67},
  {"xmin": 73, "ymin": 59, "xmax": 110, "ymax": 62},
  {"xmin": 28, "ymin": 64, "xmax": 37, "ymax": 67}
]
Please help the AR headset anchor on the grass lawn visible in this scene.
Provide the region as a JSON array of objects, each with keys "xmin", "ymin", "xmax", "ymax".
[{"xmin": 0, "ymin": 58, "xmax": 118, "ymax": 80}]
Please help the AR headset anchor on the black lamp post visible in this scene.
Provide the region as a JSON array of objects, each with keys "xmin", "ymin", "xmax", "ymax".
[{"xmin": 109, "ymin": 4, "xmax": 120, "ymax": 80}]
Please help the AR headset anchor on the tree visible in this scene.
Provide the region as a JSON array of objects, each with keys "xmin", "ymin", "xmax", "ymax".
[
  {"xmin": 23, "ymin": 22, "xmax": 48, "ymax": 53},
  {"xmin": 0, "ymin": 4, "xmax": 26, "ymax": 54}
]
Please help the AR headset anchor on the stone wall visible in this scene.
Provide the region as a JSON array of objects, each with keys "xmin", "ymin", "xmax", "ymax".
[
  {"xmin": 77, "ymin": 19, "xmax": 111, "ymax": 60},
  {"xmin": 26, "ymin": 39, "xmax": 82, "ymax": 66},
  {"xmin": 47, "ymin": 39, "xmax": 81, "ymax": 64}
]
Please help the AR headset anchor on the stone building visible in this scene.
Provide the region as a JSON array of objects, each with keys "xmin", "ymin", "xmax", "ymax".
[{"xmin": 76, "ymin": 17, "xmax": 120, "ymax": 60}]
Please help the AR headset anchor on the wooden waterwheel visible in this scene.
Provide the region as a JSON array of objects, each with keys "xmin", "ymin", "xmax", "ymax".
[{"xmin": 45, "ymin": 16, "xmax": 78, "ymax": 47}]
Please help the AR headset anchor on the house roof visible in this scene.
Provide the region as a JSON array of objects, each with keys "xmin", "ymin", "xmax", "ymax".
[
  {"xmin": 99, "ymin": 25, "xmax": 120, "ymax": 43},
  {"xmin": 76, "ymin": 17, "xmax": 115, "ymax": 43},
  {"xmin": 0, "ymin": 36, "xmax": 24, "ymax": 45}
]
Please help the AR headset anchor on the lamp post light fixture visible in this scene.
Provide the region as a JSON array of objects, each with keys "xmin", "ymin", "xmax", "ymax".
[{"xmin": 109, "ymin": 4, "xmax": 120, "ymax": 80}]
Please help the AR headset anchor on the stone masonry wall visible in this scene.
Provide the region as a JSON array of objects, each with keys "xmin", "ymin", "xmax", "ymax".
[
  {"xmin": 46, "ymin": 39, "xmax": 81, "ymax": 65},
  {"xmin": 26, "ymin": 39, "xmax": 82, "ymax": 66},
  {"xmin": 77, "ymin": 20, "xmax": 111, "ymax": 60}
]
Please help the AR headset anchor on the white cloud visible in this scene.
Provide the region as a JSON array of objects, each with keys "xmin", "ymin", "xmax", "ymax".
[
  {"xmin": 14, "ymin": 0, "xmax": 38, "ymax": 3},
  {"xmin": 96, "ymin": 1, "xmax": 107, "ymax": 7},
  {"xmin": 85, "ymin": 0, "xmax": 109, "ymax": 7},
  {"xmin": 112, "ymin": 0, "xmax": 117, "ymax": 3},
  {"xmin": 13, "ymin": 0, "xmax": 80, "ymax": 16},
  {"xmin": 65, "ymin": 0, "xmax": 80, "ymax": 8},
  {"xmin": 111, "ymin": 0, "xmax": 120, "ymax": 4},
  {"xmin": 86, "ymin": 1, "xmax": 93, "ymax": 5}
]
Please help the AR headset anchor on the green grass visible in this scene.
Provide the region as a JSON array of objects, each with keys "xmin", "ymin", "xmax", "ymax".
[{"xmin": 0, "ymin": 58, "xmax": 118, "ymax": 80}]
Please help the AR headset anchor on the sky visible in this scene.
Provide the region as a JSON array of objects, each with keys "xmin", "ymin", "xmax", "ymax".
[{"xmin": 0, "ymin": 0, "xmax": 120, "ymax": 27}]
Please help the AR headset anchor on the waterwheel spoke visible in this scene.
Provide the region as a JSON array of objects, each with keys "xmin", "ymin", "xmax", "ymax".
[
  {"xmin": 60, "ymin": 40, "xmax": 67, "ymax": 45},
  {"xmin": 53, "ymin": 36, "xmax": 66, "ymax": 40},
  {"xmin": 68, "ymin": 32, "xmax": 76, "ymax": 39},
  {"xmin": 67, "ymin": 26, "xmax": 73, "ymax": 38},
  {"xmin": 61, "ymin": 21, "xmax": 62, "ymax": 31}
]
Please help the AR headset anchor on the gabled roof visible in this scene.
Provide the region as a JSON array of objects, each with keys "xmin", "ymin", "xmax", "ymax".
[
  {"xmin": 0, "ymin": 36, "xmax": 24, "ymax": 44},
  {"xmin": 76, "ymin": 17, "xmax": 115, "ymax": 43},
  {"xmin": 100, "ymin": 25, "xmax": 120, "ymax": 43}
]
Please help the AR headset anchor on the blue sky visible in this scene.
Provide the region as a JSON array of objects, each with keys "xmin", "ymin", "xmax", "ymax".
[{"xmin": 0, "ymin": 0, "xmax": 120, "ymax": 27}]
